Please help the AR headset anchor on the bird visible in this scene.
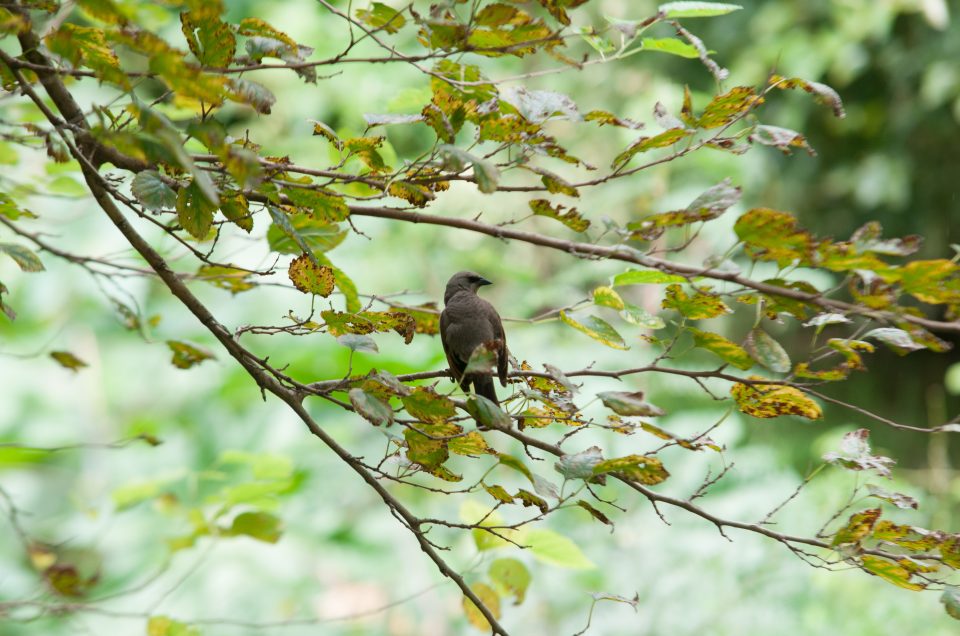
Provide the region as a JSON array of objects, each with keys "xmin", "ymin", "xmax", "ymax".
[{"xmin": 440, "ymin": 271, "xmax": 508, "ymax": 405}]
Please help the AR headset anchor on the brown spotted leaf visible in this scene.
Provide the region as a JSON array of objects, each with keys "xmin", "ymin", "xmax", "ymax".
[
  {"xmin": 288, "ymin": 254, "xmax": 335, "ymax": 296},
  {"xmin": 731, "ymin": 379, "xmax": 822, "ymax": 420}
]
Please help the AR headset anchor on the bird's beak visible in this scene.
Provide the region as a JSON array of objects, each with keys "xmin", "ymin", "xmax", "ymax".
[{"xmin": 477, "ymin": 276, "xmax": 492, "ymax": 286}]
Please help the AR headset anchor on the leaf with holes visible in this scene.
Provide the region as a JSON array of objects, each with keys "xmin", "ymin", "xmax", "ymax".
[
  {"xmin": 176, "ymin": 180, "xmax": 217, "ymax": 239},
  {"xmin": 823, "ymin": 428, "xmax": 895, "ymax": 477},
  {"xmin": 529, "ymin": 199, "xmax": 589, "ymax": 232}
]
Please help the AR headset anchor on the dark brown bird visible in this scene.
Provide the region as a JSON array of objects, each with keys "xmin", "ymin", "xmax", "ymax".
[{"xmin": 440, "ymin": 271, "xmax": 508, "ymax": 405}]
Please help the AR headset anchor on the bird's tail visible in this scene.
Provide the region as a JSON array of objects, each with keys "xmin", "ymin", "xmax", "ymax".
[{"xmin": 471, "ymin": 375, "xmax": 499, "ymax": 406}]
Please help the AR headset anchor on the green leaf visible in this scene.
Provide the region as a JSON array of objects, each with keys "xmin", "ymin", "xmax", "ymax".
[
  {"xmin": 831, "ymin": 508, "xmax": 881, "ymax": 546},
  {"xmin": 613, "ymin": 128, "xmax": 691, "ymax": 167},
  {"xmin": 166, "ymin": 340, "xmax": 214, "ymax": 369},
  {"xmin": 176, "ymin": 180, "xmax": 217, "ymax": 239},
  {"xmin": 941, "ymin": 587, "xmax": 960, "ymax": 620},
  {"xmin": 593, "ymin": 286, "xmax": 625, "ymax": 310},
  {"xmin": 0, "ymin": 243, "xmax": 44, "ymax": 272},
  {"xmin": 463, "ymin": 341, "xmax": 498, "ymax": 378},
  {"xmin": 180, "ymin": 9, "xmax": 236, "ymax": 67},
  {"xmin": 349, "ymin": 388, "xmax": 393, "ymax": 426},
  {"xmin": 0, "ymin": 191, "xmax": 36, "ymax": 220},
  {"xmin": 131, "ymin": 170, "xmax": 176, "ymax": 212},
  {"xmin": 449, "ymin": 431, "xmax": 494, "ymax": 457},
  {"xmin": 438, "ymin": 145, "xmax": 500, "ymax": 193},
  {"xmin": 745, "ymin": 328, "xmax": 791, "ymax": 373},
  {"xmin": 641, "ymin": 37, "xmax": 700, "ymax": 58},
  {"xmin": 237, "ymin": 17, "xmax": 298, "ymax": 49},
  {"xmin": 484, "ymin": 483, "xmax": 514, "ymax": 504},
  {"xmin": 404, "ymin": 425, "xmax": 452, "ymax": 470},
  {"xmin": 593, "ymin": 454, "xmax": 670, "ymax": 485},
  {"xmin": 196, "ymin": 265, "xmax": 255, "ymax": 294},
  {"xmin": 658, "ymin": 2, "xmax": 743, "ymax": 18},
  {"xmin": 524, "ymin": 528, "xmax": 595, "ymax": 569},
  {"xmin": 460, "ymin": 500, "xmax": 514, "ymax": 551},
  {"xmin": 146, "ymin": 616, "xmax": 201, "ymax": 636},
  {"xmin": 283, "ymin": 186, "xmax": 350, "ymax": 223},
  {"xmin": 734, "ymin": 208, "xmax": 814, "ymax": 267},
  {"xmin": 597, "ymin": 391, "xmax": 665, "ymax": 417},
  {"xmin": 697, "ymin": 86, "xmax": 760, "ymax": 129},
  {"xmin": 515, "ymin": 488, "xmax": 548, "ymax": 514},
  {"xmin": 613, "ymin": 269, "xmax": 687, "ymax": 285},
  {"xmin": 401, "ymin": 387, "xmax": 456, "ymax": 423},
  {"xmin": 619, "ymin": 303, "xmax": 666, "ymax": 329},
  {"xmin": 465, "ymin": 395, "xmax": 512, "ymax": 429},
  {"xmin": 489, "ymin": 558, "xmax": 531, "ymax": 605},
  {"xmin": 576, "ymin": 499, "xmax": 614, "ymax": 527},
  {"xmin": 356, "ymin": 2, "xmax": 406, "ymax": 33},
  {"xmin": 688, "ymin": 327, "xmax": 752, "ymax": 369},
  {"xmin": 228, "ymin": 77, "xmax": 276, "ymax": 114},
  {"xmin": 267, "ymin": 212, "xmax": 346, "ymax": 256},
  {"xmin": 228, "ymin": 511, "xmax": 283, "ymax": 543},
  {"xmin": 627, "ymin": 178, "xmax": 741, "ymax": 240},
  {"xmin": 498, "ymin": 453, "xmax": 534, "ymax": 483},
  {"xmin": 559, "ymin": 311, "xmax": 628, "ymax": 349},
  {"xmin": 112, "ymin": 472, "xmax": 182, "ymax": 510},
  {"xmin": 50, "ymin": 350, "xmax": 89, "ymax": 372}
]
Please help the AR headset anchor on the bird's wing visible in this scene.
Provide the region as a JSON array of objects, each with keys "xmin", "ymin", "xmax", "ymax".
[
  {"xmin": 488, "ymin": 301, "xmax": 509, "ymax": 387},
  {"xmin": 440, "ymin": 307, "xmax": 465, "ymax": 381}
]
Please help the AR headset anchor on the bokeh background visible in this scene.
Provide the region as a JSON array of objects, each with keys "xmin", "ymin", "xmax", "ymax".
[{"xmin": 1, "ymin": 0, "xmax": 959, "ymax": 634}]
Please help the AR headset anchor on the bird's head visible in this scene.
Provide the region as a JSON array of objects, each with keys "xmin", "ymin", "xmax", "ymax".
[{"xmin": 444, "ymin": 271, "xmax": 492, "ymax": 302}]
